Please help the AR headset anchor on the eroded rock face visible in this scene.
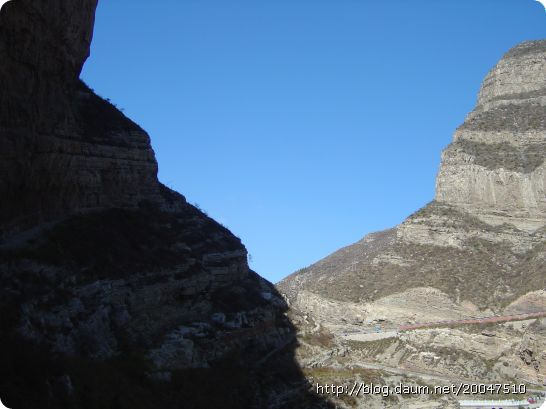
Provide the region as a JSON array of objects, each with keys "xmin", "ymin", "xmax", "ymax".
[
  {"xmin": 0, "ymin": 2, "xmax": 327, "ymax": 408},
  {"xmin": 279, "ymin": 41, "xmax": 545, "ymax": 406},
  {"xmin": 278, "ymin": 41, "xmax": 546, "ymax": 408},
  {"xmin": 280, "ymin": 41, "xmax": 546, "ymax": 310},
  {"xmin": 0, "ymin": 0, "xmax": 97, "ymax": 108},
  {"xmin": 0, "ymin": 0, "xmax": 161, "ymax": 235},
  {"xmin": 435, "ymin": 40, "xmax": 546, "ymax": 232}
]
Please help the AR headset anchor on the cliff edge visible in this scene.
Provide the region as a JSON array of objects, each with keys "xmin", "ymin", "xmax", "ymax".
[
  {"xmin": 277, "ymin": 42, "xmax": 546, "ymax": 402},
  {"xmin": 0, "ymin": 2, "xmax": 327, "ymax": 408},
  {"xmin": 280, "ymin": 40, "xmax": 546, "ymax": 309},
  {"xmin": 0, "ymin": 0, "xmax": 160, "ymax": 235}
]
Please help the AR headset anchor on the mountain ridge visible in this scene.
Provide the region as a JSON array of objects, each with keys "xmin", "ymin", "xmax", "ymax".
[
  {"xmin": 279, "ymin": 39, "xmax": 546, "ymax": 309},
  {"xmin": 0, "ymin": 2, "xmax": 329, "ymax": 408},
  {"xmin": 277, "ymin": 40, "xmax": 545, "ymax": 407}
]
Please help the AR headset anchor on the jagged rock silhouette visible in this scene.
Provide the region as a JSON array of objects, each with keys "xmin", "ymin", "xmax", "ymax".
[{"xmin": 0, "ymin": 0, "xmax": 333, "ymax": 408}]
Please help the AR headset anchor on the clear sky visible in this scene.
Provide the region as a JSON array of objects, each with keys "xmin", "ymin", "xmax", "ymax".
[{"xmin": 81, "ymin": 0, "xmax": 546, "ymax": 283}]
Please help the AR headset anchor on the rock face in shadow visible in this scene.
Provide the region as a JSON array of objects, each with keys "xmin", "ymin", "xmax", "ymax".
[
  {"xmin": 0, "ymin": 1, "xmax": 330, "ymax": 408},
  {"xmin": 0, "ymin": 0, "xmax": 161, "ymax": 235}
]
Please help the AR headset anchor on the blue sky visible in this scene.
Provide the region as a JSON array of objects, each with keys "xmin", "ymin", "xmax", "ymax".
[{"xmin": 82, "ymin": 0, "xmax": 546, "ymax": 283}]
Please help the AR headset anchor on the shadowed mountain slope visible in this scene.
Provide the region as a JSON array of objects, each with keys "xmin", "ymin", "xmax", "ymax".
[{"xmin": 0, "ymin": 1, "xmax": 331, "ymax": 408}]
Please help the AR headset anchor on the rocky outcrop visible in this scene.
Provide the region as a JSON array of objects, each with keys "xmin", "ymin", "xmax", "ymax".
[
  {"xmin": 0, "ymin": 199, "xmax": 322, "ymax": 408},
  {"xmin": 0, "ymin": 0, "xmax": 161, "ymax": 235},
  {"xmin": 280, "ymin": 40, "xmax": 546, "ymax": 310},
  {"xmin": 278, "ymin": 41, "xmax": 546, "ymax": 407},
  {"xmin": 435, "ymin": 40, "xmax": 546, "ymax": 232},
  {"xmin": 0, "ymin": 2, "xmax": 329, "ymax": 408}
]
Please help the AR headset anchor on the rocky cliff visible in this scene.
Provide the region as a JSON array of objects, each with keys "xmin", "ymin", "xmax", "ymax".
[
  {"xmin": 0, "ymin": 2, "xmax": 327, "ymax": 408},
  {"xmin": 278, "ymin": 40, "xmax": 546, "ymax": 408},
  {"xmin": 0, "ymin": 0, "xmax": 161, "ymax": 235},
  {"xmin": 280, "ymin": 40, "xmax": 546, "ymax": 309},
  {"xmin": 436, "ymin": 40, "xmax": 546, "ymax": 232}
]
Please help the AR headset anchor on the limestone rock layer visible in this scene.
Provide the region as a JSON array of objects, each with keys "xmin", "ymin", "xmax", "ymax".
[
  {"xmin": 278, "ymin": 43, "xmax": 546, "ymax": 404},
  {"xmin": 0, "ymin": 2, "xmax": 323, "ymax": 408},
  {"xmin": 435, "ymin": 40, "xmax": 546, "ymax": 232},
  {"xmin": 279, "ymin": 40, "xmax": 546, "ymax": 310}
]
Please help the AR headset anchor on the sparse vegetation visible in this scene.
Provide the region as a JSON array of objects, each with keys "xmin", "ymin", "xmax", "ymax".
[{"xmin": 452, "ymin": 138, "xmax": 546, "ymax": 173}]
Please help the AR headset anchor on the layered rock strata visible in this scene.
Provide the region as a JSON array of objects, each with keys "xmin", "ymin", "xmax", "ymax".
[
  {"xmin": 280, "ymin": 40, "xmax": 546, "ymax": 310},
  {"xmin": 0, "ymin": 1, "xmax": 327, "ymax": 408},
  {"xmin": 279, "ymin": 41, "xmax": 546, "ymax": 408},
  {"xmin": 0, "ymin": 0, "xmax": 161, "ymax": 235},
  {"xmin": 435, "ymin": 40, "xmax": 546, "ymax": 232}
]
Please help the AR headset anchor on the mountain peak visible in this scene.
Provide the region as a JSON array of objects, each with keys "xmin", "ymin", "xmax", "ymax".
[
  {"xmin": 280, "ymin": 39, "xmax": 546, "ymax": 310},
  {"xmin": 435, "ymin": 40, "xmax": 546, "ymax": 232}
]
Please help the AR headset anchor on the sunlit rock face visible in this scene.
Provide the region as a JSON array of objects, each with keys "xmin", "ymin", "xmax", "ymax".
[
  {"xmin": 278, "ymin": 42, "xmax": 545, "ymax": 407},
  {"xmin": 435, "ymin": 40, "xmax": 546, "ymax": 232},
  {"xmin": 280, "ymin": 40, "xmax": 546, "ymax": 312}
]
